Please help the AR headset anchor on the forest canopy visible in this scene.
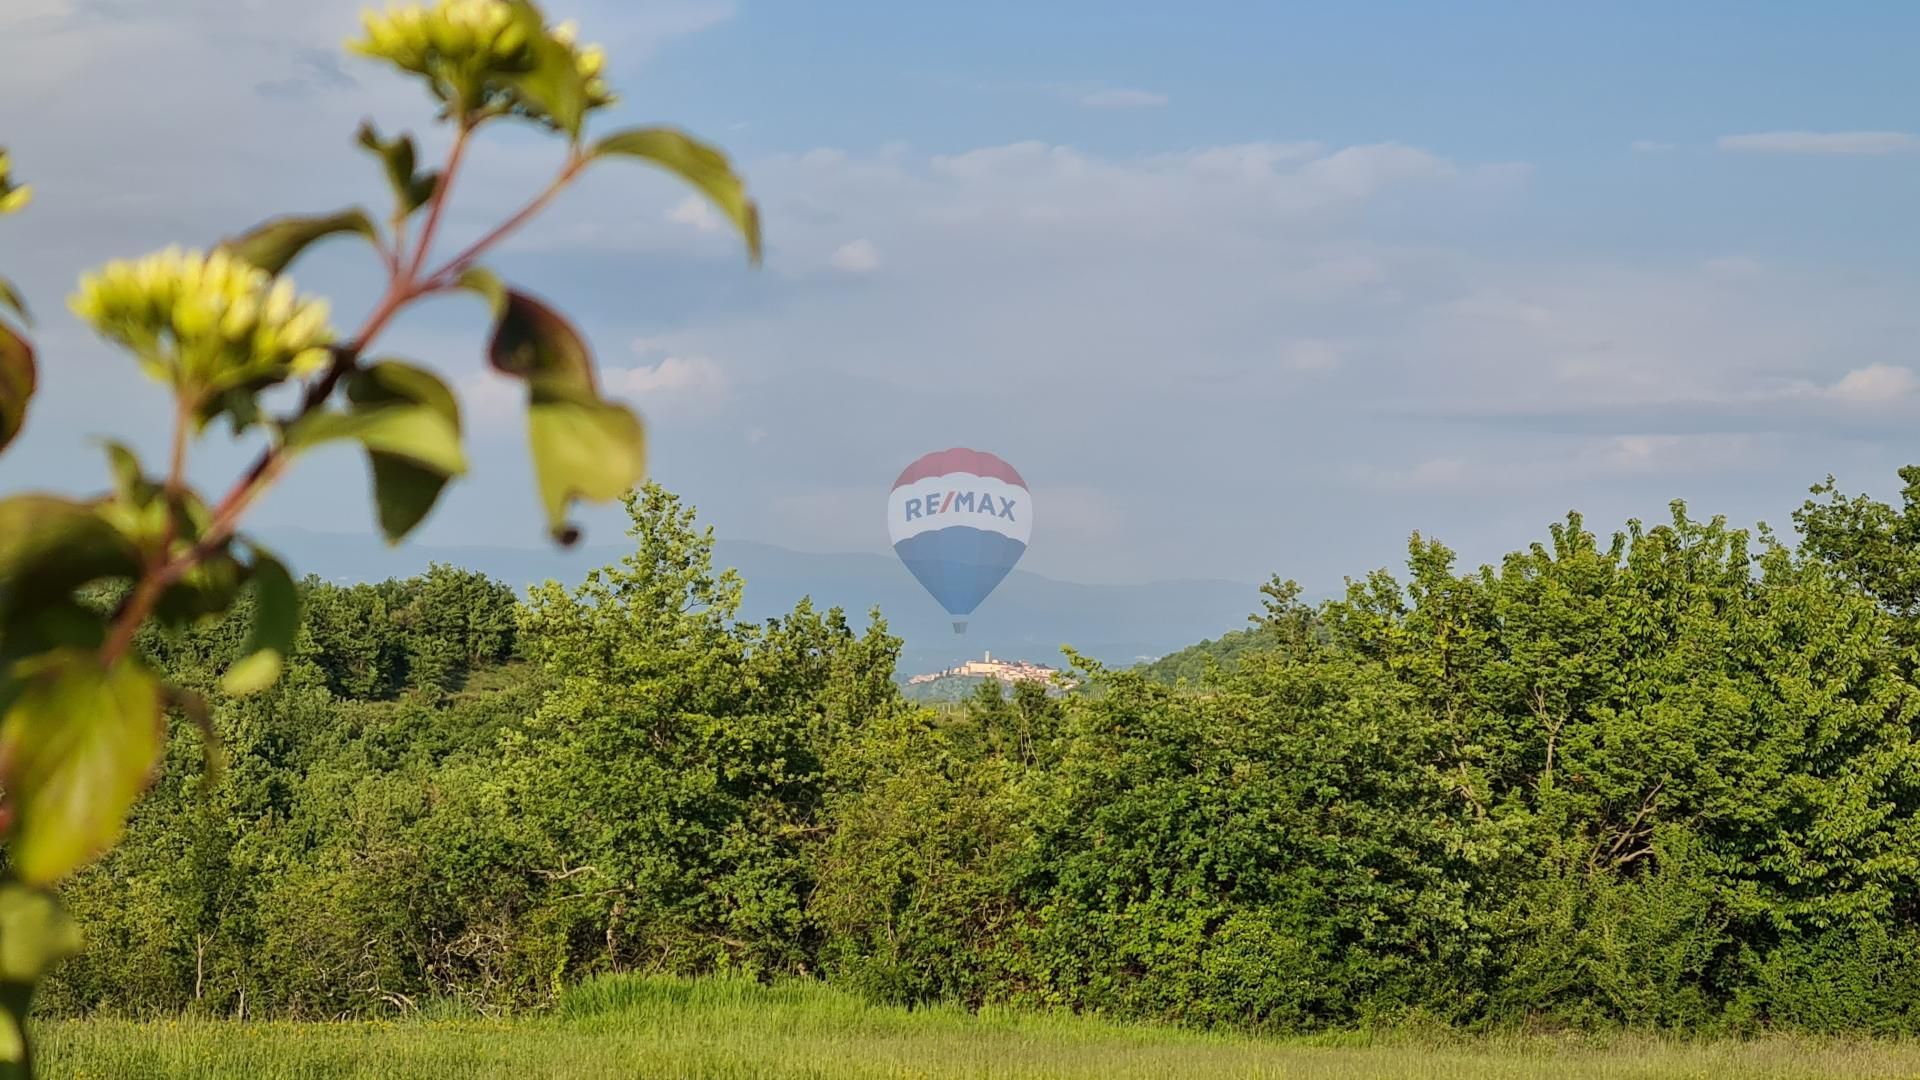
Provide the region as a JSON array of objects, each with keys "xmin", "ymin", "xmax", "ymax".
[{"xmin": 44, "ymin": 471, "xmax": 1920, "ymax": 1035}]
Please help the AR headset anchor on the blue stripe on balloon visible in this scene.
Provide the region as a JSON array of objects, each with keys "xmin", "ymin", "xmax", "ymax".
[{"xmin": 892, "ymin": 526, "xmax": 1027, "ymax": 616}]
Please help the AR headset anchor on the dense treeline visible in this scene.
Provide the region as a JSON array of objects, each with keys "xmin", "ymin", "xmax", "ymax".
[{"xmin": 41, "ymin": 473, "xmax": 1920, "ymax": 1033}]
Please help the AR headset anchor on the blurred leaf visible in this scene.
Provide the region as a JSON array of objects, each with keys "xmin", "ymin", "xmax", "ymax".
[
  {"xmin": 283, "ymin": 361, "xmax": 466, "ymax": 542},
  {"xmin": 193, "ymin": 383, "xmax": 271, "ymax": 439},
  {"xmin": 0, "ymin": 884, "xmax": 80, "ymax": 984},
  {"xmin": 352, "ymin": 361, "xmax": 466, "ymax": 542},
  {"xmin": 500, "ymin": 1, "xmax": 592, "ymax": 138},
  {"xmin": 92, "ymin": 444, "xmax": 231, "ymax": 618},
  {"xmin": 0, "ymin": 497, "xmax": 139, "ymax": 644},
  {"xmin": 355, "ymin": 122, "xmax": 440, "ymax": 215},
  {"xmin": 477, "ymin": 288, "xmax": 645, "ymax": 541},
  {"xmin": 369, "ymin": 456, "xmax": 456, "ymax": 546},
  {"xmin": 0, "ymin": 322, "xmax": 31, "ymax": 457},
  {"xmin": 100, "ymin": 441, "xmax": 144, "ymax": 501},
  {"xmin": 219, "ymin": 209, "xmax": 377, "ymax": 275},
  {"xmin": 528, "ymin": 381, "xmax": 646, "ymax": 544},
  {"xmin": 0, "ymin": 498, "xmax": 132, "ymax": 583},
  {"xmin": 285, "ymin": 362, "xmax": 465, "ymax": 474},
  {"xmin": 220, "ymin": 549, "xmax": 297, "ymax": 696},
  {"xmin": 153, "ymin": 550, "xmax": 245, "ymax": 628},
  {"xmin": 284, "ymin": 403, "xmax": 465, "ymax": 477},
  {"xmin": 0, "ymin": 882, "xmax": 80, "ymax": 1072},
  {"xmin": 0, "ymin": 600, "xmax": 105, "ymax": 666},
  {"xmin": 162, "ymin": 684, "xmax": 223, "ymax": 788},
  {"xmin": 347, "ymin": 359, "xmax": 459, "ymax": 420},
  {"xmin": 590, "ymin": 126, "xmax": 761, "ymax": 263},
  {"xmin": 0, "ymin": 278, "xmax": 27, "ymax": 327},
  {"xmin": 486, "ymin": 289, "xmax": 593, "ymax": 388},
  {"xmin": 0, "ymin": 649, "xmax": 163, "ymax": 884},
  {"xmin": 454, "ymin": 266, "xmax": 506, "ymax": 318}
]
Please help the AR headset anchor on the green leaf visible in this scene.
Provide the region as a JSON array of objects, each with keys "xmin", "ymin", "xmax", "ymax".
[
  {"xmin": 356, "ymin": 122, "xmax": 440, "ymax": 215},
  {"xmin": 348, "ymin": 358, "xmax": 460, "ymax": 420},
  {"xmin": 0, "ymin": 884, "xmax": 80, "ymax": 985},
  {"xmin": 590, "ymin": 126, "xmax": 762, "ymax": 263},
  {"xmin": 0, "ymin": 277, "xmax": 27, "ymax": 327},
  {"xmin": 487, "ymin": 289, "xmax": 594, "ymax": 389},
  {"xmin": 284, "ymin": 404, "xmax": 466, "ymax": 477},
  {"xmin": 368, "ymin": 455, "xmax": 456, "ymax": 546},
  {"xmin": 0, "ymin": 601, "xmax": 106, "ymax": 666},
  {"xmin": 352, "ymin": 361, "xmax": 467, "ymax": 541},
  {"xmin": 0, "ymin": 497, "xmax": 140, "ymax": 648},
  {"xmin": 285, "ymin": 361, "xmax": 466, "ymax": 542},
  {"xmin": 193, "ymin": 383, "xmax": 270, "ymax": 438},
  {"xmin": 500, "ymin": 1, "xmax": 593, "ymax": 138},
  {"xmin": 101, "ymin": 441, "xmax": 143, "ymax": 500},
  {"xmin": 163, "ymin": 684, "xmax": 223, "ymax": 788},
  {"xmin": 0, "ymin": 497, "xmax": 131, "ymax": 584},
  {"xmin": 218, "ymin": 208, "xmax": 377, "ymax": 275},
  {"xmin": 0, "ymin": 322, "xmax": 31, "ymax": 457},
  {"xmin": 0, "ymin": 882, "xmax": 80, "ymax": 1072},
  {"xmin": 454, "ymin": 266, "xmax": 506, "ymax": 318},
  {"xmin": 0, "ymin": 650, "xmax": 163, "ymax": 885},
  {"xmin": 477, "ymin": 288, "xmax": 646, "ymax": 541},
  {"xmin": 221, "ymin": 549, "xmax": 297, "ymax": 696},
  {"xmin": 528, "ymin": 381, "xmax": 646, "ymax": 544},
  {"xmin": 153, "ymin": 550, "xmax": 245, "ymax": 628}
]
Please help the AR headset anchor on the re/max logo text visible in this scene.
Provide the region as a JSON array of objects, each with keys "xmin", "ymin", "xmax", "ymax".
[{"xmin": 903, "ymin": 490, "xmax": 1018, "ymax": 522}]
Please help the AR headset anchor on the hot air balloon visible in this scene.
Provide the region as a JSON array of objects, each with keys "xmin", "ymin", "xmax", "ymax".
[{"xmin": 887, "ymin": 448, "xmax": 1031, "ymax": 633}]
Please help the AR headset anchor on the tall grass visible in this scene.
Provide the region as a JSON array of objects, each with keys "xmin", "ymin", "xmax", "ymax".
[{"xmin": 35, "ymin": 975, "xmax": 1920, "ymax": 1079}]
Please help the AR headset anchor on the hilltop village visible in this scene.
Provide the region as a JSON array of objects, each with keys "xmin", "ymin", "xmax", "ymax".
[{"xmin": 906, "ymin": 651, "xmax": 1061, "ymax": 686}]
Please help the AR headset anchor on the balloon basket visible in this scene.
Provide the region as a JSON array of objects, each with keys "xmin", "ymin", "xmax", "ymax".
[{"xmin": 952, "ymin": 620, "xmax": 967, "ymax": 634}]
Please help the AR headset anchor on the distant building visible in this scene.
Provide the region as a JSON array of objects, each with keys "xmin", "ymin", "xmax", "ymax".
[{"xmin": 907, "ymin": 650, "xmax": 1062, "ymax": 686}]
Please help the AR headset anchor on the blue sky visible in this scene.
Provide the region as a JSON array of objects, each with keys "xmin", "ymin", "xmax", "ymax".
[{"xmin": 5, "ymin": 1, "xmax": 1920, "ymax": 588}]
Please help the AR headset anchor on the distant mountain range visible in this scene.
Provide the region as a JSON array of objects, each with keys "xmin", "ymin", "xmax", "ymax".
[{"xmin": 266, "ymin": 529, "xmax": 1259, "ymax": 676}]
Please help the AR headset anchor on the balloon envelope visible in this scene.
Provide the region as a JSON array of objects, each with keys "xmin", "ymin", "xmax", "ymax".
[{"xmin": 887, "ymin": 449, "xmax": 1031, "ymax": 627}]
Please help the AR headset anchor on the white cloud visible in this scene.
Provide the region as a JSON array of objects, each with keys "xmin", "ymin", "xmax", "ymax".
[
  {"xmin": 604, "ymin": 355, "xmax": 731, "ymax": 411},
  {"xmin": 1078, "ymin": 87, "xmax": 1168, "ymax": 109},
  {"xmin": 458, "ymin": 371, "xmax": 524, "ymax": 423},
  {"xmin": 1296, "ymin": 143, "xmax": 1456, "ymax": 199},
  {"xmin": 829, "ymin": 238, "xmax": 882, "ymax": 273},
  {"xmin": 1821, "ymin": 364, "xmax": 1919, "ymax": 406},
  {"xmin": 1716, "ymin": 131, "xmax": 1917, "ymax": 155},
  {"xmin": 667, "ymin": 194, "xmax": 722, "ymax": 232},
  {"xmin": 1355, "ymin": 435, "xmax": 1762, "ymax": 495},
  {"xmin": 1630, "ymin": 139, "xmax": 1675, "ymax": 153}
]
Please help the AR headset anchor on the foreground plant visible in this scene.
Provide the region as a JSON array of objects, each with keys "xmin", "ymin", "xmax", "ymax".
[{"xmin": 0, "ymin": 1, "xmax": 758, "ymax": 1071}]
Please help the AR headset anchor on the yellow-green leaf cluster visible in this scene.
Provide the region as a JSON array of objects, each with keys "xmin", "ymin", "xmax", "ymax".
[
  {"xmin": 350, "ymin": 0, "xmax": 612, "ymax": 131},
  {"xmin": 0, "ymin": 150, "xmax": 28, "ymax": 217},
  {"xmin": 67, "ymin": 247, "xmax": 335, "ymax": 409}
]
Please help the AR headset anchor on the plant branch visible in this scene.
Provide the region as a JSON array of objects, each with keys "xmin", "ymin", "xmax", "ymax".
[
  {"xmin": 405, "ymin": 123, "xmax": 472, "ymax": 283},
  {"xmin": 166, "ymin": 396, "xmax": 191, "ymax": 498},
  {"xmin": 424, "ymin": 150, "xmax": 585, "ymax": 287}
]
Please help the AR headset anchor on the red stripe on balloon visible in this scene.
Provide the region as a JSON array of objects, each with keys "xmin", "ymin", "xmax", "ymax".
[{"xmin": 892, "ymin": 448, "xmax": 1027, "ymax": 489}]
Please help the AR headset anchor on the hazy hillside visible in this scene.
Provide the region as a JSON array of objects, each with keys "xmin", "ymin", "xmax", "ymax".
[
  {"xmin": 265, "ymin": 529, "xmax": 1258, "ymax": 677},
  {"xmin": 1136, "ymin": 625, "xmax": 1271, "ymax": 684}
]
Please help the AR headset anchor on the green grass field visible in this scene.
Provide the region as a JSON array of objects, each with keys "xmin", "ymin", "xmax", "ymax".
[{"xmin": 33, "ymin": 977, "xmax": 1920, "ymax": 1079}]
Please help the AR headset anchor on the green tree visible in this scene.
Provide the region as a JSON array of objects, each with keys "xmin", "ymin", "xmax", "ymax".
[{"xmin": 499, "ymin": 485, "xmax": 896, "ymax": 984}]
